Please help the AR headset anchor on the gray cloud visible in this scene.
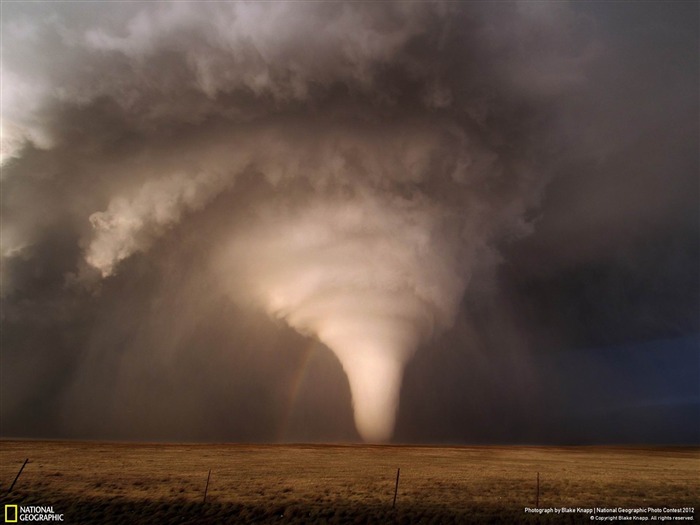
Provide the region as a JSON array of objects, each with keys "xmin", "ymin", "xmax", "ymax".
[{"xmin": 1, "ymin": 1, "xmax": 697, "ymax": 443}]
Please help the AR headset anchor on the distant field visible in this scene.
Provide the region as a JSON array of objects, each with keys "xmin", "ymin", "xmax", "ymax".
[{"xmin": 1, "ymin": 441, "xmax": 698, "ymax": 524}]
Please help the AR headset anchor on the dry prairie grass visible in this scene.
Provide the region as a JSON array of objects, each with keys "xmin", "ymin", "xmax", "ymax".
[{"xmin": 1, "ymin": 441, "xmax": 698, "ymax": 524}]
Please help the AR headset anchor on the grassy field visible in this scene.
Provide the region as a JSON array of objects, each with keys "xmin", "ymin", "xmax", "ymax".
[{"xmin": 1, "ymin": 441, "xmax": 698, "ymax": 524}]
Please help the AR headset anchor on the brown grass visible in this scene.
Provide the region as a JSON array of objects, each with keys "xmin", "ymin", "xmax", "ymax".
[{"xmin": 1, "ymin": 441, "xmax": 698, "ymax": 524}]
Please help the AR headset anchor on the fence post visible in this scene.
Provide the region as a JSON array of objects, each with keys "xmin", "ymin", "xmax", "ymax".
[
  {"xmin": 7, "ymin": 458, "xmax": 29, "ymax": 495},
  {"xmin": 203, "ymin": 469, "xmax": 211, "ymax": 504},
  {"xmin": 392, "ymin": 468, "xmax": 400, "ymax": 509}
]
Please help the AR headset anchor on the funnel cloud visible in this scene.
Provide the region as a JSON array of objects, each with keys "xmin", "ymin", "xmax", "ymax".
[
  {"xmin": 218, "ymin": 193, "xmax": 469, "ymax": 440},
  {"xmin": 2, "ymin": 2, "xmax": 698, "ymax": 444}
]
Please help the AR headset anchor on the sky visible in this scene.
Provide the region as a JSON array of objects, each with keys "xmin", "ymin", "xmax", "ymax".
[{"xmin": 1, "ymin": 1, "xmax": 698, "ymax": 444}]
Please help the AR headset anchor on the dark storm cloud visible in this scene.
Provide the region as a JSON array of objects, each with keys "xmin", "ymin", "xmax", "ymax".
[{"xmin": 1, "ymin": 1, "xmax": 697, "ymax": 443}]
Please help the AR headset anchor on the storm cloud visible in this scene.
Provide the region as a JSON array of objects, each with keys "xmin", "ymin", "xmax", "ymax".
[{"xmin": 1, "ymin": 1, "xmax": 697, "ymax": 443}]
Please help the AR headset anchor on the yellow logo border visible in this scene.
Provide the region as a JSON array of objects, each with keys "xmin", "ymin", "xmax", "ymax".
[{"xmin": 4, "ymin": 504, "xmax": 18, "ymax": 523}]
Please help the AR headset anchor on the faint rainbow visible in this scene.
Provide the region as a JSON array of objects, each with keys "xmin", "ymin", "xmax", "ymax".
[{"xmin": 276, "ymin": 340, "xmax": 319, "ymax": 441}]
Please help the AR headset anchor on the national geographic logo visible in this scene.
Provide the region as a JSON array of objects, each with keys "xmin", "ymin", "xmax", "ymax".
[{"xmin": 4, "ymin": 505, "xmax": 63, "ymax": 522}]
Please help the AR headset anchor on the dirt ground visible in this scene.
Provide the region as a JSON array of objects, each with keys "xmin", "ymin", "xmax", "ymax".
[{"xmin": 1, "ymin": 441, "xmax": 698, "ymax": 524}]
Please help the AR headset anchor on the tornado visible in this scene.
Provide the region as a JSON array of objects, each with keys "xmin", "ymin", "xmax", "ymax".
[{"xmin": 219, "ymin": 194, "xmax": 467, "ymax": 441}]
